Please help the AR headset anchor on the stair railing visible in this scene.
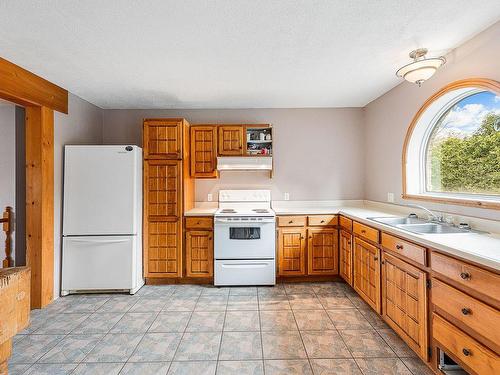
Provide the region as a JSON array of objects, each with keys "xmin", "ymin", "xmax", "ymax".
[{"xmin": 1, "ymin": 206, "xmax": 13, "ymax": 268}]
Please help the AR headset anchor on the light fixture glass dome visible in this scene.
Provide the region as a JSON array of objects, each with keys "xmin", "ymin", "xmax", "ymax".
[{"xmin": 396, "ymin": 49, "xmax": 446, "ymax": 86}]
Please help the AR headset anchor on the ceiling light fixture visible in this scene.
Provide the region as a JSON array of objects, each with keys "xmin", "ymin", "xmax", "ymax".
[{"xmin": 396, "ymin": 48, "xmax": 446, "ymax": 86}]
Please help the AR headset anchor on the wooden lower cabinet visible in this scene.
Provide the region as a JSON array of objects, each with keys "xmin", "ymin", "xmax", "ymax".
[
  {"xmin": 339, "ymin": 229, "xmax": 353, "ymax": 285},
  {"xmin": 382, "ymin": 252, "xmax": 428, "ymax": 361},
  {"xmin": 144, "ymin": 220, "xmax": 182, "ymax": 277},
  {"xmin": 307, "ymin": 228, "xmax": 338, "ymax": 275},
  {"xmin": 278, "ymin": 227, "xmax": 306, "ymax": 276},
  {"xmin": 433, "ymin": 313, "xmax": 500, "ymax": 375},
  {"xmin": 353, "ymin": 237, "xmax": 381, "ymax": 313},
  {"xmin": 185, "ymin": 230, "xmax": 213, "ymax": 277}
]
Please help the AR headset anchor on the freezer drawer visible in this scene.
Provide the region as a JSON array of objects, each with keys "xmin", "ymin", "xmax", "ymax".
[
  {"xmin": 214, "ymin": 259, "xmax": 276, "ymax": 286},
  {"xmin": 62, "ymin": 235, "xmax": 138, "ymax": 292}
]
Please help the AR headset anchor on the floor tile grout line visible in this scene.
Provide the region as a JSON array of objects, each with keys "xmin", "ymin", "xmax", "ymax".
[
  {"xmin": 216, "ymin": 295, "xmax": 228, "ymax": 364},
  {"xmin": 289, "ymin": 299, "xmax": 314, "ymax": 373},
  {"xmin": 167, "ymin": 288, "xmax": 202, "ymax": 369}
]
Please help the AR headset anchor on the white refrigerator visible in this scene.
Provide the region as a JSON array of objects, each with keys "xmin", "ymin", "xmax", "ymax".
[{"xmin": 61, "ymin": 145, "xmax": 144, "ymax": 296}]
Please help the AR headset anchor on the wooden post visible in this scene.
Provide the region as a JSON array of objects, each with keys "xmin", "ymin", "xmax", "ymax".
[
  {"xmin": 1, "ymin": 207, "xmax": 13, "ymax": 268},
  {"xmin": 25, "ymin": 106, "xmax": 54, "ymax": 308}
]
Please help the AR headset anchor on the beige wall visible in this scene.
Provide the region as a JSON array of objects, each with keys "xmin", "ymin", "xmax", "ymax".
[
  {"xmin": 363, "ymin": 22, "xmax": 500, "ymax": 221},
  {"xmin": 102, "ymin": 108, "xmax": 365, "ymax": 202},
  {"xmin": 54, "ymin": 93, "xmax": 103, "ymax": 296}
]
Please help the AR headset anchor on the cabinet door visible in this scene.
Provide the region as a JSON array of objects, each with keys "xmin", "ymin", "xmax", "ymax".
[
  {"xmin": 186, "ymin": 230, "xmax": 213, "ymax": 278},
  {"xmin": 340, "ymin": 230, "xmax": 353, "ymax": 285},
  {"xmin": 144, "ymin": 220, "xmax": 182, "ymax": 277},
  {"xmin": 218, "ymin": 126, "xmax": 244, "ymax": 156},
  {"xmin": 190, "ymin": 126, "xmax": 217, "ymax": 178},
  {"xmin": 143, "ymin": 119, "xmax": 183, "ymax": 159},
  {"xmin": 278, "ymin": 227, "xmax": 306, "ymax": 276},
  {"xmin": 353, "ymin": 237, "xmax": 381, "ymax": 313},
  {"xmin": 382, "ymin": 252, "xmax": 428, "ymax": 361},
  {"xmin": 307, "ymin": 228, "xmax": 338, "ymax": 275},
  {"xmin": 144, "ymin": 160, "xmax": 181, "ymax": 219}
]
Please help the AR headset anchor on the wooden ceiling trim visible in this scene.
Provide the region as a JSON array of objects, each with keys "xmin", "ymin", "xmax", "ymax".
[{"xmin": 0, "ymin": 57, "xmax": 68, "ymax": 114}]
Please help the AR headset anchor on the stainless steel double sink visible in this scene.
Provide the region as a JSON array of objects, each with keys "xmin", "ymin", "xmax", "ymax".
[{"xmin": 367, "ymin": 216, "xmax": 472, "ymax": 234}]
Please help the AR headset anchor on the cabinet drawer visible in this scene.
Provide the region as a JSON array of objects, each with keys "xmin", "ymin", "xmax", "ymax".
[
  {"xmin": 381, "ymin": 233, "xmax": 426, "ymax": 266},
  {"xmin": 432, "ymin": 313, "xmax": 500, "ymax": 375},
  {"xmin": 431, "ymin": 252, "xmax": 500, "ymax": 303},
  {"xmin": 308, "ymin": 215, "xmax": 338, "ymax": 226},
  {"xmin": 432, "ymin": 278, "xmax": 500, "ymax": 352},
  {"xmin": 339, "ymin": 216, "xmax": 353, "ymax": 231},
  {"xmin": 185, "ymin": 217, "xmax": 214, "ymax": 229},
  {"xmin": 353, "ymin": 221, "xmax": 380, "ymax": 243},
  {"xmin": 277, "ymin": 216, "xmax": 307, "ymax": 227}
]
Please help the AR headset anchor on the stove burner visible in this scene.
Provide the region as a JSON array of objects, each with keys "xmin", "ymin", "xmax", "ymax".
[
  {"xmin": 252, "ymin": 209, "xmax": 269, "ymax": 213},
  {"xmin": 220, "ymin": 209, "xmax": 236, "ymax": 213}
]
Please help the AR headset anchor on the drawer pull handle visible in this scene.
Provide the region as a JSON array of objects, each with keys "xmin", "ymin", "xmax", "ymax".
[
  {"xmin": 396, "ymin": 244, "xmax": 404, "ymax": 250},
  {"xmin": 361, "ymin": 230, "xmax": 366, "ymax": 234},
  {"xmin": 460, "ymin": 272, "xmax": 471, "ymax": 280},
  {"xmin": 462, "ymin": 348, "xmax": 471, "ymax": 356},
  {"xmin": 374, "ymin": 257, "xmax": 378, "ymax": 261},
  {"xmin": 461, "ymin": 307, "xmax": 471, "ymax": 315},
  {"xmin": 321, "ymin": 220, "xmax": 325, "ymax": 223},
  {"xmin": 289, "ymin": 220, "xmax": 293, "ymax": 224}
]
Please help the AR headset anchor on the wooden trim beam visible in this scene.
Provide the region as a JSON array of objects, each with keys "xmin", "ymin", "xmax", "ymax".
[
  {"xmin": 0, "ymin": 57, "xmax": 68, "ymax": 114},
  {"xmin": 25, "ymin": 106, "xmax": 54, "ymax": 308}
]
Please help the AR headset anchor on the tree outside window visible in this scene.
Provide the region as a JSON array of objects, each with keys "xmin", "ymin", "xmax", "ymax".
[{"xmin": 426, "ymin": 91, "xmax": 500, "ymax": 196}]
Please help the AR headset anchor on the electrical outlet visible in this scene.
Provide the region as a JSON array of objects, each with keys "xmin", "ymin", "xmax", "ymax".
[
  {"xmin": 284, "ymin": 192, "xmax": 290, "ymax": 201},
  {"xmin": 387, "ymin": 192, "xmax": 394, "ymax": 203},
  {"xmin": 207, "ymin": 194, "xmax": 213, "ymax": 202}
]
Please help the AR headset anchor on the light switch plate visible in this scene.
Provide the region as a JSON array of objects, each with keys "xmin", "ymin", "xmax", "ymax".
[
  {"xmin": 207, "ymin": 193, "xmax": 213, "ymax": 202},
  {"xmin": 387, "ymin": 192, "xmax": 394, "ymax": 203},
  {"xmin": 284, "ymin": 192, "xmax": 290, "ymax": 201}
]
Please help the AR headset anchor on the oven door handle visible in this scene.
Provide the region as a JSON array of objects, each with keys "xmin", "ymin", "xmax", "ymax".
[{"xmin": 221, "ymin": 262, "xmax": 272, "ymax": 269}]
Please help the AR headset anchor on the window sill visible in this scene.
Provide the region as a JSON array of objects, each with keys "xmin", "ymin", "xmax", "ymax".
[{"xmin": 402, "ymin": 193, "xmax": 500, "ymax": 210}]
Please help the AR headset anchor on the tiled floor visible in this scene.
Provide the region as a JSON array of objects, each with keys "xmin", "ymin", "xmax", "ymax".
[{"xmin": 9, "ymin": 282, "xmax": 435, "ymax": 375}]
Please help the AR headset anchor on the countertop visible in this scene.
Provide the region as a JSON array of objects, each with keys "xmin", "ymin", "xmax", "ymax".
[{"xmin": 185, "ymin": 201, "xmax": 500, "ymax": 271}]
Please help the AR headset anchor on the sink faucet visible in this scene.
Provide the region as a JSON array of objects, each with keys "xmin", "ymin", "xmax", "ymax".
[{"xmin": 405, "ymin": 203, "xmax": 443, "ymax": 222}]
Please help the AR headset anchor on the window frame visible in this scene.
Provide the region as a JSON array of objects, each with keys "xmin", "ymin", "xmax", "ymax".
[{"xmin": 402, "ymin": 78, "xmax": 500, "ymax": 210}]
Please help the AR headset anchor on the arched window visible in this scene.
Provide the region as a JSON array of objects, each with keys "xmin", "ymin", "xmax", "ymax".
[{"xmin": 403, "ymin": 79, "xmax": 500, "ymax": 209}]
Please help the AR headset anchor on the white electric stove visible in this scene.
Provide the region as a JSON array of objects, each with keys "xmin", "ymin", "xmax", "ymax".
[{"xmin": 214, "ymin": 190, "xmax": 276, "ymax": 286}]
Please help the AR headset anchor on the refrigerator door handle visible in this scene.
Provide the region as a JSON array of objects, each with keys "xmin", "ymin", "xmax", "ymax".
[{"xmin": 66, "ymin": 238, "xmax": 131, "ymax": 244}]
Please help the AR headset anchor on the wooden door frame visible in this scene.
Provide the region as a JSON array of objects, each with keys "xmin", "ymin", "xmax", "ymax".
[{"xmin": 0, "ymin": 57, "xmax": 68, "ymax": 308}]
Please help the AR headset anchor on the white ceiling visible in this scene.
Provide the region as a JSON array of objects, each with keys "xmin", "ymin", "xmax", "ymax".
[{"xmin": 0, "ymin": 1, "xmax": 499, "ymax": 109}]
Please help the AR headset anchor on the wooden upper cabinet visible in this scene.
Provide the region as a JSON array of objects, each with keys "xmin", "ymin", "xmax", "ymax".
[
  {"xmin": 190, "ymin": 126, "xmax": 217, "ymax": 178},
  {"xmin": 307, "ymin": 228, "xmax": 338, "ymax": 275},
  {"xmin": 382, "ymin": 252, "xmax": 428, "ymax": 361},
  {"xmin": 144, "ymin": 160, "xmax": 181, "ymax": 219},
  {"xmin": 278, "ymin": 227, "xmax": 306, "ymax": 276},
  {"xmin": 143, "ymin": 119, "xmax": 183, "ymax": 159},
  {"xmin": 340, "ymin": 229, "xmax": 353, "ymax": 285},
  {"xmin": 218, "ymin": 125, "xmax": 244, "ymax": 156},
  {"xmin": 353, "ymin": 237, "xmax": 381, "ymax": 313},
  {"xmin": 185, "ymin": 230, "xmax": 213, "ymax": 278}
]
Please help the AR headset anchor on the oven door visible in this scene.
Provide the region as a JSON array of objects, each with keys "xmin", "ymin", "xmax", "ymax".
[{"xmin": 214, "ymin": 217, "xmax": 276, "ymax": 259}]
